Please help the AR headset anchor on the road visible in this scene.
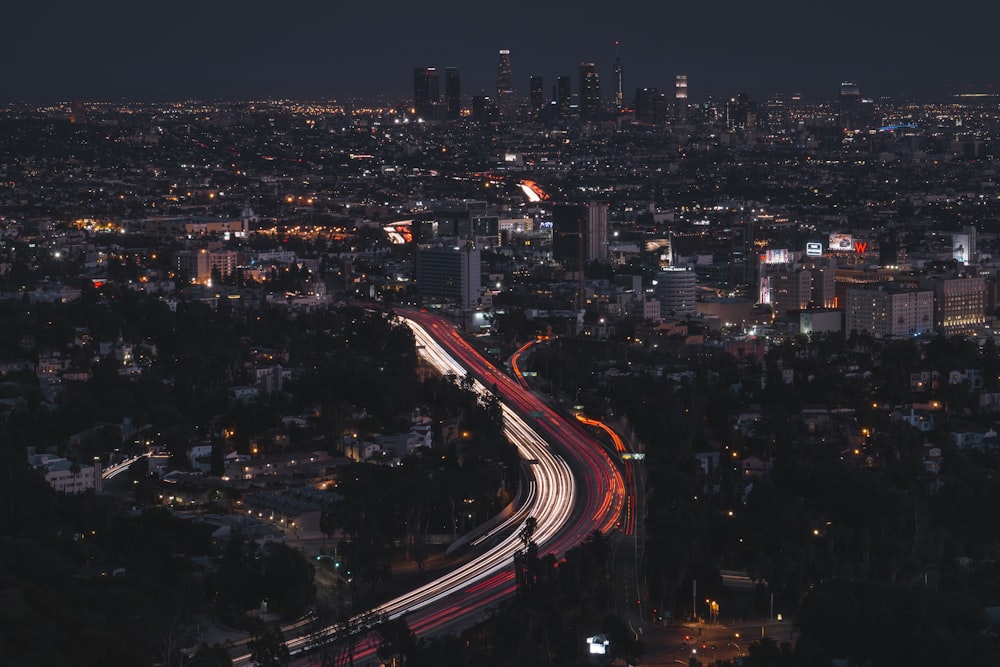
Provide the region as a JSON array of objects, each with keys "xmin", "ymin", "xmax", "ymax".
[
  {"xmin": 511, "ymin": 337, "xmax": 647, "ymax": 638},
  {"xmin": 234, "ymin": 309, "xmax": 626, "ymax": 665}
]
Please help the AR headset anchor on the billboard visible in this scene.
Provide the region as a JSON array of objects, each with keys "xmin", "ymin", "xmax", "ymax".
[
  {"xmin": 829, "ymin": 233, "xmax": 853, "ymax": 251},
  {"xmin": 761, "ymin": 249, "xmax": 790, "ymax": 264},
  {"xmin": 806, "ymin": 242, "xmax": 823, "ymax": 257},
  {"xmin": 953, "ymin": 233, "xmax": 970, "ymax": 263},
  {"xmin": 759, "ymin": 275, "xmax": 772, "ymax": 305}
]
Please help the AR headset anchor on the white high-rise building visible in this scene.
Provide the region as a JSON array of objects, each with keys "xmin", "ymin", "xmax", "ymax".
[
  {"xmin": 587, "ymin": 201, "xmax": 609, "ymax": 262},
  {"xmin": 654, "ymin": 267, "xmax": 697, "ymax": 319}
]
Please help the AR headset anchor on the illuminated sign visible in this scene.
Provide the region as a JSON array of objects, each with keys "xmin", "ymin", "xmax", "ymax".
[
  {"xmin": 953, "ymin": 233, "xmax": 970, "ymax": 263},
  {"xmin": 761, "ymin": 249, "xmax": 790, "ymax": 264},
  {"xmin": 829, "ymin": 233, "xmax": 853, "ymax": 251},
  {"xmin": 586, "ymin": 635, "xmax": 610, "ymax": 655},
  {"xmin": 853, "ymin": 240, "xmax": 868, "ymax": 254},
  {"xmin": 806, "ymin": 242, "xmax": 823, "ymax": 257}
]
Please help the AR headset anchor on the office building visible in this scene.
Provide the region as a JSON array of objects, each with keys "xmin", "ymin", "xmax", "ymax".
[
  {"xmin": 413, "ymin": 67, "xmax": 440, "ymax": 116},
  {"xmin": 175, "ymin": 248, "xmax": 238, "ymax": 285},
  {"xmin": 953, "ymin": 225, "xmax": 977, "ymax": 265},
  {"xmin": 726, "ymin": 92, "xmax": 755, "ymax": 130},
  {"xmin": 471, "ymin": 95, "xmax": 498, "ymax": 123},
  {"xmin": 445, "ymin": 67, "xmax": 461, "ymax": 120},
  {"xmin": 654, "ymin": 267, "xmax": 697, "ymax": 319},
  {"xmin": 556, "ymin": 76, "xmax": 572, "ymax": 119},
  {"xmin": 802, "ymin": 257, "xmax": 837, "ymax": 309},
  {"xmin": 761, "ymin": 265, "xmax": 812, "ymax": 315},
  {"xmin": 579, "ymin": 62, "xmax": 601, "ymax": 121},
  {"xmin": 415, "ymin": 243, "xmax": 482, "ymax": 310},
  {"xmin": 552, "ymin": 204, "xmax": 586, "ymax": 270},
  {"xmin": 613, "ymin": 41, "xmax": 623, "ymax": 110},
  {"xmin": 497, "ymin": 49, "xmax": 514, "ymax": 98},
  {"xmin": 879, "ymin": 232, "xmax": 900, "ymax": 267},
  {"xmin": 587, "ymin": 201, "xmax": 609, "ymax": 262},
  {"xmin": 675, "ymin": 74, "xmax": 688, "ymax": 121},
  {"xmin": 529, "ymin": 75, "xmax": 544, "ymax": 116},
  {"xmin": 635, "ymin": 88, "xmax": 666, "ymax": 124},
  {"xmin": 922, "ymin": 274, "xmax": 986, "ymax": 336},
  {"xmin": 845, "ymin": 286, "xmax": 933, "ymax": 338},
  {"xmin": 675, "ymin": 74, "xmax": 688, "ymax": 100},
  {"xmin": 839, "ymin": 81, "xmax": 861, "ymax": 131}
]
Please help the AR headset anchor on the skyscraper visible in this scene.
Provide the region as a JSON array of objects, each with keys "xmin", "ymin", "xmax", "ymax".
[
  {"xmin": 839, "ymin": 81, "xmax": 861, "ymax": 131},
  {"xmin": 471, "ymin": 95, "xmax": 498, "ymax": 123},
  {"xmin": 675, "ymin": 74, "xmax": 688, "ymax": 101},
  {"xmin": 613, "ymin": 41, "xmax": 623, "ymax": 110},
  {"xmin": 553, "ymin": 204, "xmax": 586, "ymax": 271},
  {"xmin": 726, "ymin": 92, "xmax": 754, "ymax": 130},
  {"xmin": 635, "ymin": 88, "xmax": 665, "ymax": 124},
  {"xmin": 675, "ymin": 74, "xmax": 689, "ymax": 122},
  {"xmin": 579, "ymin": 62, "xmax": 601, "ymax": 121},
  {"xmin": 497, "ymin": 49, "xmax": 514, "ymax": 98},
  {"xmin": 556, "ymin": 76, "xmax": 572, "ymax": 119},
  {"xmin": 529, "ymin": 76, "xmax": 544, "ymax": 116},
  {"xmin": 587, "ymin": 201, "xmax": 609, "ymax": 262},
  {"xmin": 413, "ymin": 67, "xmax": 440, "ymax": 116},
  {"xmin": 445, "ymin": 67, "xmax": 461, "ymax": 120},
  {"xmin": 415, "ymin": 243, "xmax": 482, "ymax": 310},
  {"xmin": 654, "ymin": 267, "xmax": 697, "ymax": 319}
]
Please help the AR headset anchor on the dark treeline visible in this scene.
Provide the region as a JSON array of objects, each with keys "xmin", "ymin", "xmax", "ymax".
[{"xmin": 531, "ymin": 330, "xmax": 1000, "ymax": 666}]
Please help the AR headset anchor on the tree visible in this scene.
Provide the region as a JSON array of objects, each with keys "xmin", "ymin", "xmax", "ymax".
[
  {"xmin": 248, "ymin": 624, "xmax": 290, "ymax": 667},
  {"xmin": 375, "ymin": 617, "xmax": 416, "ymax": 666},
  {"xmin": 186, "ymin": 644, "xmax": 234, "ymax": 667},
  {"xmin": 514, "ymin": 517, "xmax": 539, "ymax": 591},
  {"xmin": 260, "ymin": 543, "xmax": 316, "ymax": 618},
  {"xmin": 320, "ymin": 506, "xmax": 337, "ymax": 553}
]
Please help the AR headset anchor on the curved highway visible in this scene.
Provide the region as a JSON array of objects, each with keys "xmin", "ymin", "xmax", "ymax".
[{"xmin": 234, "ymin": 309, "xmax": 626, "ymax": 665}]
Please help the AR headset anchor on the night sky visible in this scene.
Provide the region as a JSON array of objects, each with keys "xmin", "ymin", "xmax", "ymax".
[{"xmin": 6, "ymin": 0, "xmax": 998, "ymax": 103}]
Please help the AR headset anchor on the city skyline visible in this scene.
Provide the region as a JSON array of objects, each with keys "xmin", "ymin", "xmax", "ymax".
[{"xmin": 6, "ymin": 0, "xmax": 999, "ymax": 103}]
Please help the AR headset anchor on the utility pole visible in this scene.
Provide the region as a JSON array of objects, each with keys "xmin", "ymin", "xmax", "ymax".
[{"xmin": 692, "ymin": 579, "xmax": 697, "ymax": 622}]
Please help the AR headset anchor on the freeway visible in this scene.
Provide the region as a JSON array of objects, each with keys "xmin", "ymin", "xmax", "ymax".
[
  {"xmin": 509, "ymin": 336, "xmax": 646, "ymax": 638},
  {"xmin": 234, "ymin": 309, "xmax": 625, "ymax": 665},
  {"xmin": 402, "ymin": 309, "xmax": 626, "ymax": 548}
]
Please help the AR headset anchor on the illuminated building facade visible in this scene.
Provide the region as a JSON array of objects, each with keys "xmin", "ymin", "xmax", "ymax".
[
  {"xmin": 654, "ymin": 267, "xmax": 697, "ymax": 319},
  {"xmin": 802, "ymin": 257, "xmax": 838, "ymax": 308},
  {"xmin": 845, "ymin": 286, "xmax": 933, "ymax": 338},
  {"xmin": 924, "ymin": 274, "xmax": 986, "ymax": 336},
  {"xmin": 761, "ymin": 265, "xmax": 812, "ymax": 315},
  {"xmin": 839, "ymin": 81, "xmax": 861, "ymax": 130},
  {"xmin": 579, "ymin": 62, "xmax": 601, "ymax": 120},
  {"xmin": 675, "ymin": 74, "xmax": 688, "ymax": 121},
  {"xmin": 587, "ymin": 201, "xmax": 609, "ymax": 262},
  {"xmin": 497, "ymin": 49, "xmax": 514, "ymax": 98},
  {"xmin": 415, "ymin": 243, "xmax": 482, "ymax": 310},
  {"xmin": 173, "ymin": 248, "xmax": 238, "ymax": 285},
  {"xmin": 675, "ymin": 74, "xmax": 688, "ymax": 100}
]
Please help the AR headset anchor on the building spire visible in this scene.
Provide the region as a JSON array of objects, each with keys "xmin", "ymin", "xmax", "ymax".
[{"xmin": 614, "ymin": 40, "xmax": 623, "ymax": 110}]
